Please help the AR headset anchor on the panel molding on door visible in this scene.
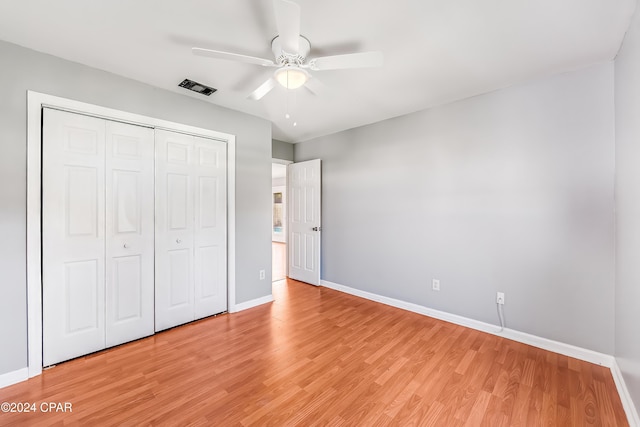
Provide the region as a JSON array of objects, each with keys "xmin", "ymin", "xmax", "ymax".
[
  {"xmin": 155, "ymin": 130, "xmax": 227, "ymax": 331},
  {"xmin": 155, "ymin": 130, "xmax": 195, "ymax": 331},
  {"xmin": 193, "ymin": 136, "xmax": 227, "ymax": 319},
  {"xmin": 105, "ymin": 121, "xmax": 155, "ymax": 347},
  {"xmin": 288, "ymin": 159, "xmax": 321, "ymax": 286},
  {"xmin": 43, "ymin": 109, "xmax": 107, "ymax": 366},
  {"xmin": 43, "ymin": 109, "xmax": 156, "ymax": 366}
]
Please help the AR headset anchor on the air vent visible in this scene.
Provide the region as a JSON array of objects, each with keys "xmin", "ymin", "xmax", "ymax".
[{"xmin": 178, "ymin": 79, "xmax": 217, "ymax": 96}]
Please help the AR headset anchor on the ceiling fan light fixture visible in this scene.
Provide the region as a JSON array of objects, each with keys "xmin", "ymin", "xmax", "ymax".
[{"xmin": 275, "ymin": 66, "xmax": 308, "ymax": 89}]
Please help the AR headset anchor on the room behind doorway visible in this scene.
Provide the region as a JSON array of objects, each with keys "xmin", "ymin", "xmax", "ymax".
[{"xmin": 272, "ymin": 162, "xmax": 288, "ymax": 281}]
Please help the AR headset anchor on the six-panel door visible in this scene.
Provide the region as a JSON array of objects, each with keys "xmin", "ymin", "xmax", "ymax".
[
  {"xmin": 43, "ymin": 109, "xmax": 227, "ymax": 365},
  {"xmin": 43, "ymin": 110, "xmax": 107, "ymax": 366},
  {"xmin": 155, "ymin": 130, "xmax": 227, "ymax": 332},
  {"xmin": 193, "ymin": 136, "xmax": 228, "ymax": 319},
  {"xmin": 105, "ymin": 121, "xmax": 155, "ymax": 347},
  {"xmin": 288, "ymin": 159, "xmax": 321, "ymax": 286}
]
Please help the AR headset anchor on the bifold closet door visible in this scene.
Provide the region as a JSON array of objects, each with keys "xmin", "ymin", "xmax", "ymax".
[
  {"xmin": 43, "ymin": 110, "xmax": 107, "ymax": 366},
  {"xmin": 155, "ymin": 131, "xmax": 195, "ymax": 330},
  {"xmin": 193, "ymin": 136, "xmax": 227, "ymax": 319},
  {"xmin": 105, "ymin": 121, "xmax": 155, "ymax": 347},
  {"xmin": 43, "ymin": 109, "xmax": 154, "ymax": 366},
  {"xmin": 155, "ymin": 130, "xmax": 227, "ymax": 332}
]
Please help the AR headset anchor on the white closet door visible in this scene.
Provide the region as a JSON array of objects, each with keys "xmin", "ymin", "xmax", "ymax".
[
  {"xmin": 43, "ymin": 109, "xmax": 107, "ymax": 366},
  {"xmin": 155, "ymin": 130, "xmax": 227, "ymax": 331},
  {"xmin": 155, "ymin": 130, "xmax": 196, "ymax": 331},
  {"xmin": 193, "ymin": 136, "xmax": 227, "ymax": 318},
  {"xmin": 105, "ymin": 121, "xmax": 155, "ymax": 347}
]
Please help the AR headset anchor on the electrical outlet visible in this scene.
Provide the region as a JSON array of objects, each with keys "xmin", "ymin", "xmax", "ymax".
[
  {"xmin": 259, "ymin": 270, "xmax": 266, "ymax": 280},
  {"xmin": 496, "ymin": 292, "xmax": 505, "ymax": 305},
  {"xmin": 432, "ymin": 279, "xmax": 440, "ymax": 291}
]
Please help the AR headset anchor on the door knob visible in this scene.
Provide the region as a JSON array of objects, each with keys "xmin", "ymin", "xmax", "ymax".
[
  {"xmin": 176, "ymin": 239, "xmax": 182, "ymax": 244},
  {"xmin": 123, "ymin": 243, "xmax": 129, "ymax": 249}
]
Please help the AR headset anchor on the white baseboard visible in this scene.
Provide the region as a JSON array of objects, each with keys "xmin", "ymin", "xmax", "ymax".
[
  {"xmin": 321, "ymin": 279, "xmax": 640, "ymax": 423},
  {"xmin": 321, "ymin": 280, "xmax": 614, "ymax": 367},
  {"xmin": 230, "ymin": 294, "xmax": 274, "ymax": 313},
  {"xmin": 611, "ymin": 360, "xmax": 640, "ymax": 427},
  {"xmin": 501, "ymin": 328, "xmax": 615, "ymax": 367},
  {"xmin": 0, "ymin": 368, "xmax": 28, "ymax": 389}
]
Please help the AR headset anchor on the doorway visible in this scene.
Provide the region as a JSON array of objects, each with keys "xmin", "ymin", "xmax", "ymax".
[{"xmin": 272, "ymin": 162, "xmax": 289, "ymax": 281}]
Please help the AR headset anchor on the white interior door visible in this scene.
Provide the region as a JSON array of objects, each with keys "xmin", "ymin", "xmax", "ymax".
[
  {"xmin": 43, "ymin": 109, "xmax": 107, "ymax": 365},
  {"xmin": 155, "ymin": 130, "xmax": 195, "ymax": 331},
  {"xmin": 193, "ymin": 136, "xmax": 227, "ymax": 318},
  {"xmin": 288, "ymin": 159, "xmax": 321, "ymax": 286},
  {"xmin": 105, "ymin": 121, "xmax": 155, "ymax": 347},
  {"xmin": 155, "ymin": 131, "xmax": 227, "ymax": 331}
]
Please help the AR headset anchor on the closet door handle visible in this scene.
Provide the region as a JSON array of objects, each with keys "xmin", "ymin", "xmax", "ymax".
[
  {"xmin": 176, "ymin": 239, "xmax": 182, "ymax": 244},
  {"xmin": 123, "ymin": 243, "xmax": 129, "ymax": 249}
]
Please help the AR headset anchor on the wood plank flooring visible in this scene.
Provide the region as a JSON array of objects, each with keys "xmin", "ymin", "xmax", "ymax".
[{"xmin": 0, "ymin": 279, "xmax": 629, "ymax": 426}]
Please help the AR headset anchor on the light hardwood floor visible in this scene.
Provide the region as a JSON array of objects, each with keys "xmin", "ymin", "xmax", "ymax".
[{"xmin": 0, "ymin": 279, "xmax": 628, "ymax": 426}]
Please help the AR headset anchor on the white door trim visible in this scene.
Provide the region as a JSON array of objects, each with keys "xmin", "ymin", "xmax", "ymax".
[
  {"xmin": 27, "ymin": 91, "xmax": 237, "ymax": 378},
  {"xmin": 272, "ymin": 158, "xmax": 293, "ymax": 165},
  {"xmin": 273, "ymin": 159, "xmax": 292, "ymax": 279}
]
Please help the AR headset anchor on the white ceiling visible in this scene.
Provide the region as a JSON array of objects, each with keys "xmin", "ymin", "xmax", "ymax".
[{"xmin": 0, "ymin": 1, "xmax": 635, "ymax": 143}]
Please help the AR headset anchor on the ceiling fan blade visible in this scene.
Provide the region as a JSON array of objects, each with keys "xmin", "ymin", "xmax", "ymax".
[
  {"xmin": 304, "ymin": 76, "xmax": 325, "ymax": 96},
  {"xmin": 273, "ymin": 0, "xmax": 300, "ymax": 54},
  {"xmin": 308, "ymin": 51, "xmax": 384, "ymax": 71},
  {"xmin": 248, "ymin": 78, "xmax": 276, "ymax": 100},
  {"xmin": 192, "ymin": 47, "xmax": 275, "ymax": 67}
]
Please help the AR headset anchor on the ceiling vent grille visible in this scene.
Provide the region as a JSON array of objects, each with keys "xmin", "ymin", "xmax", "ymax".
[{"xmin": 178, "ymin": 79, "xmax": 217, "ymax": 96}]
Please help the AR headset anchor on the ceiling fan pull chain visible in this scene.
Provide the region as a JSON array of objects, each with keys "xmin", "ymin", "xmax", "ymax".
[{"xmin": 286, "ymin": 90, "xmax": 290, "ymax": 119}]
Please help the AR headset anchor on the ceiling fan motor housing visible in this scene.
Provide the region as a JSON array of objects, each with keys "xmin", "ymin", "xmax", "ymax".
[{"xmin": 272, "ymin": 35, "xmax": 311, "ymax": 66}]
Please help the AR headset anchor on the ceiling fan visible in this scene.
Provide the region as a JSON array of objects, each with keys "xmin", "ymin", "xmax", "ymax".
[{"xmin": 192, "ymin": 0, "xmax": 384, "ymax": 100}]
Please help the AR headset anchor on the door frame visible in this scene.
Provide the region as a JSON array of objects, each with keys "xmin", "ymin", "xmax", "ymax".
[
  {"xmin": 272, "ymin": 159, "xmax": 292, "ymax": 280},
  {"xmin": 26, "ymin": 91, "xmax": 237, "ymax": 378}
]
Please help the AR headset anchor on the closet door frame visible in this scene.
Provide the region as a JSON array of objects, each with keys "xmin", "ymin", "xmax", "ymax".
[{"xmin": 26, "ymin": 91, "xmax": 237, "ymax": 378}]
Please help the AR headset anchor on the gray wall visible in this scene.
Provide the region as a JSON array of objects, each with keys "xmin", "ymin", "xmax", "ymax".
[
  {"xmin": 295, "ymin": 63, "xmax": 616, "ymax": 354},
  {"xmin": 0, "ymin": 40, "xmax": 273, "ymax": 376},
  {"xmin": 615, "ymin": 2, "xmax": 640, "ymax": 413},
  {"xmin": 272, "ymin": 139, "xmax": 294, "ymax": 161}
]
